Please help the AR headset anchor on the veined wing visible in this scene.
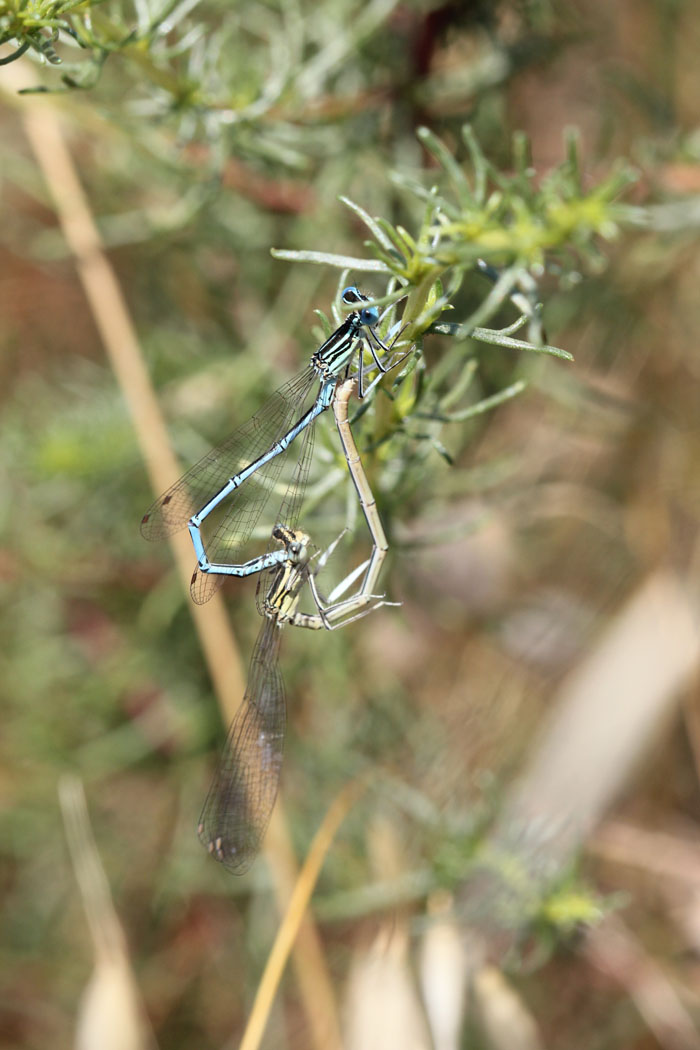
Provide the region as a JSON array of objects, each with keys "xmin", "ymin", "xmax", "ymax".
[
  {"xmin": 141, "ymin": 366, "xmax": 317, "ymax": 541},
  {"xmin": 190, "ymin": 377, "xmax": 322, "ymax": 606},
  {"xmin": 197, "ymin": 616, "xmax": 286, "ymax": 874},
  {"xmin": 189, "ymin": 559, "xmax": 226, "ymax": 605}
]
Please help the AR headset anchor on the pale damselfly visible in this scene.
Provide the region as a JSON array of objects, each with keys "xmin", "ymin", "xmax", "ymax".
[
  {"xmin": 197, "ymin": 524, "xmax": 388, "ymax": 873},
  {"xmin": 141, "ymin": 287, "xmax": 403, "ymax": 605}
]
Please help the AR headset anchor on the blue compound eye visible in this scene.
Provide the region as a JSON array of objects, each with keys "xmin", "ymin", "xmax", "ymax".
[
  {"xmin": 360, "ymin": 306, "xmax": 380, "ymax": 327},
  {"xmin": 341, "ymin": 285, "xmax": 363, "ymax": 305}
]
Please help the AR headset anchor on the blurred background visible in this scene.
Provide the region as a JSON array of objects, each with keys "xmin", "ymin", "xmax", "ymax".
[{"xmin": 3, "ymin": 1, "xmax": 700, "ymax": 1048}]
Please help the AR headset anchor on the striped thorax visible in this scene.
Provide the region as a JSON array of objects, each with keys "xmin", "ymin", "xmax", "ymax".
[
  {"xmin": 310, "ymin": 287, "xmax": 381, "ymax": 380},
  {"xmin": 261, "ymin": 525, "xmax": 313, "ymax": 623}
]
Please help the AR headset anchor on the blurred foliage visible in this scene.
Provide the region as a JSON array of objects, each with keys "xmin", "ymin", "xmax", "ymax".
[{"xmin": 4, "ymin": 0, "xmax": 700, "ymax": 1047}]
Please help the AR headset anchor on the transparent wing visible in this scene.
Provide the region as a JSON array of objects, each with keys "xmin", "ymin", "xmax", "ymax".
[
  {"xmin": 197, "ymin": 617, "xmax": 286, "ymax": 874},
  {"xmin": 189, "ymin": 559, "xmax": 225, "ymax": 605},
  {"xmin": 254, "ymin": 407, "xmax": 318, "ymax": 617},
  {"xmin": 188, "ymin": 384, "xmax": 321, "ymax": 605},
  {"xmin": 141, "ymin": 366, "xmax": 317, "ymax": 542}
]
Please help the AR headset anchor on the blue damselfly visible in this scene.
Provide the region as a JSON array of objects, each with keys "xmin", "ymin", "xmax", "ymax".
[
  {"xmin": 141, "ymin": 287, "xmax": 403, "ymax": 605},
  {"xmin": 198, "ymin": 380, "xmax": 394, "ymax": 872}
]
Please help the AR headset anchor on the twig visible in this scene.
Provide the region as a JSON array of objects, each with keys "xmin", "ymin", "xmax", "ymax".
[
  {"xmin": 238, "ymin": 778, "xmax": 367, "ymax": 1050},
  {"xmin": 6, "ymin": 58, "xmax": 245, "ymax": 716}
]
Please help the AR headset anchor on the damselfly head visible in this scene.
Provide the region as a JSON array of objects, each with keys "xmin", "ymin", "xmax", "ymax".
[
  {"xmin": 342, "ymin": 286, "xmax": 379, "ymax": 328},
  {"xmin": 272, "ymin": 523, "xmax": 311, "ymax": 564}
]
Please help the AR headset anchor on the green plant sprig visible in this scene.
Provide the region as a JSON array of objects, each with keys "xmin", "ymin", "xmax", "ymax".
[
  {"xmin": 274, "ymin": 123, "xmax": 635, "ymax": 350},
  {"xmin": 0, "ymin": 0, "xmax": 91, "ymax": 65},
  {"xmin": 273, "ymin": 123, "xmax": 637, "ymax": 550}
]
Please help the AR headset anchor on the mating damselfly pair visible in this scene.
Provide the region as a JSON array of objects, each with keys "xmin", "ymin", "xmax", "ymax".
[{"xmin": 142, "ymin": 288, "xmax": 409, "ymax": 873}]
